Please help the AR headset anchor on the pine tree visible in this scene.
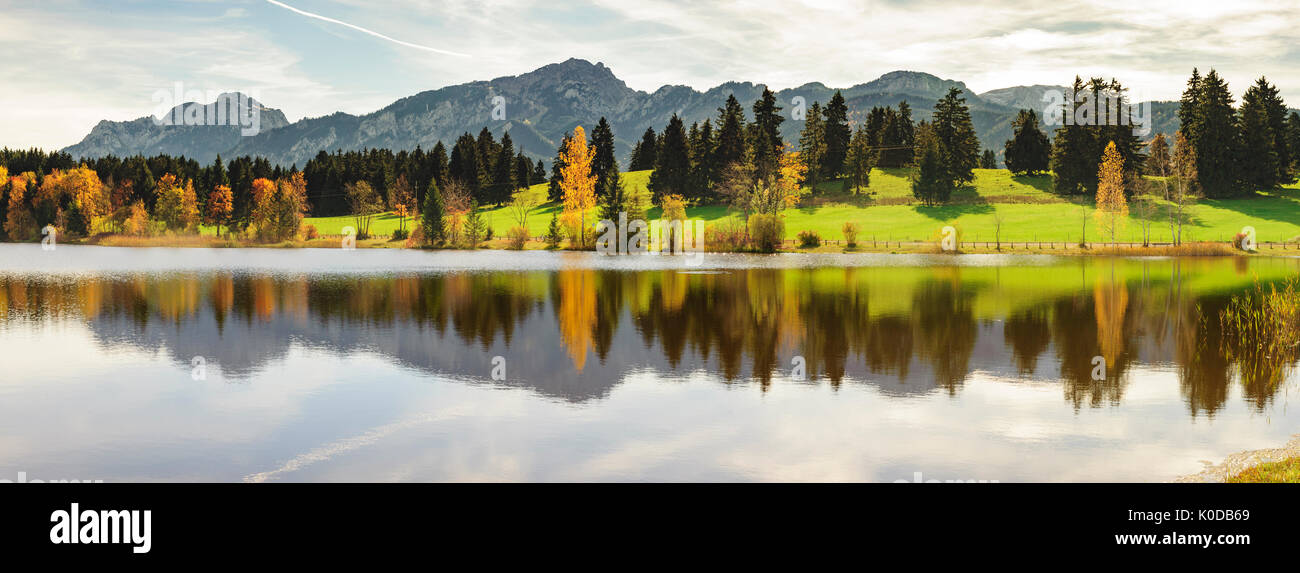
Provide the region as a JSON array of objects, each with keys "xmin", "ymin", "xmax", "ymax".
[
  {"xmin": 475, "ymin": 127, "xmax": 499, "ymax": 190},
  {"xmin": 714, "ymin": 94, "xmax": 748, "ymax": 171},
  {"xmin": 749, "ymin": 88, "xmax": 785, "ymax": 181},
  {"xmin": 422, "ymin": 177, "xmax": 445, "ymax": 245},
  {"xmin": 689, "ymin": 119, "xmax": 717, "ymax": 201},
  {"xmin": 798, "ymin": 101, "xmax": 826, "ymax": 190},
  {"xmin": 980, "ymin": 149, "xmax": 997, "ymax": 169},
  {"xmin": 548, "ymin": 132, "xmax": 571, "ymax": 202},
  {"xmin": 844, "ymin": 122, "xmax": 873, "ymax": 194},
  {"xmin": 1095, "ymin": 141, "xmax": 1128, "ymax": 243},
  {"xmin": 1051, "ymin": 77, "xmax": 1097, "ymax": 195},
  {"xmin": 489, "ymin": 131, "xmax": 517, "ymax": 205},
  {"xmin": 448, "ymin": 132, "xmax": 481, "ymax": 198},
  {"xmin": 1004, "ymin": 108, "xmax": 1051, "ymax": 175},
  {"xmin": 932, "ymin": 87, "xmax": 980, "ymax": 187},
  {"xmin": 1288, "ymin": 112, "xmax": 1300, "ymax": 178},
  {"xmin": 629, "ymin": 127, "xmax": 657, "ymax": 171},
  {"xmin": 533, "ymin": 160, "xmax": 546, "ymax": 185},
  {"xmin": 1239, "ymin": 76, "xmax": 1289, "ymax": 189},
  {"xmin": 821, "ymin": 91, "xmax": 850, "ymax": 178},
  {"xmin": 1178, "ymin": 69, "xmax": 1203, "ymax": 147},
  {"xmin": 911, "ymin": 124, "xmax": 949, "ymax": 206},
  {"xmin": 1194, "ymin": 70, "xmax": 1243, "ymax": 198},
  {"xmin": 590, "ymin": 117, "xmax": 617, "ymax": 197},
  {"xmin": 649, "ymin": 114, "xmax": 691, "ymax": 202}
]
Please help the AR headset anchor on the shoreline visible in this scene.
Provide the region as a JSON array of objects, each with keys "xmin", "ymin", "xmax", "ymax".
[
  {"xmin": 6, "ymin": 235, "xmax": 1281, "ymax": 257},
  {"xmin": 1174, "ymin": 434, "xmax": 1300, "ymax": 483}
]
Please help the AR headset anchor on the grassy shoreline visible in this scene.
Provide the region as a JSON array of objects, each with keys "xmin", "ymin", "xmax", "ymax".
[{"xmin": 36, "ymin": 233, "xmax": 1277, "ymax": 257}]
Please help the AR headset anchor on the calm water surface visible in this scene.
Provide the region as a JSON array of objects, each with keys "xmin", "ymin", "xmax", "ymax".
[{"xmin": 2, "ymin": 244, "xmax": 1298, "ymax": 482}]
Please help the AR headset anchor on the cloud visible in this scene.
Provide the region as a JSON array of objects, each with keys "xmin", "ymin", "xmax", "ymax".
[{"xmin": 5, "ymin": 0, "xmax": 1300, "ymax": 149}]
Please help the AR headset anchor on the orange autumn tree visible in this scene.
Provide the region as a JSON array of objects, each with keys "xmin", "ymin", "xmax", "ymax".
[
  {"xmin": 1094, "ymin": 141, "xmax": 1128, "ymax": 244},
  {"xmin": 559, "ymin": 126, "xmax": 597, "ymax": 248},
  {"xmin": 206, "ymin": 184, "xmax": 234, "ymax": 237}
]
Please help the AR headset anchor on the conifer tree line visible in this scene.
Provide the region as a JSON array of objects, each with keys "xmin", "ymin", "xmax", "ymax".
[
  {"xmin": 1004, "ymin": 70, "xmax": 1300, "ymax": 198},
  {"xmin": 616, "ymin": 87, "xmax": 980, "ymax": 205}
]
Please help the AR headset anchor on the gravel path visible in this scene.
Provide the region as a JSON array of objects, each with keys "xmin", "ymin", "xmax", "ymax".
[{"xmin": 1175, "ymin": 434, "xmax": 1300, "ymax": 482}]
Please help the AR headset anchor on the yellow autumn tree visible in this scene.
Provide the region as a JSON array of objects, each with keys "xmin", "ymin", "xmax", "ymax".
[
  {"xmin": 154, "ymin": 173, "xmax": 194, "ymax": 231},
  {"xmin": 559, "ymin": 126, "xmax": 597, "ymax": 248},
  {"xmin": 1094, "ymin": 141, "xmax": 1127, "ymax": 244}
]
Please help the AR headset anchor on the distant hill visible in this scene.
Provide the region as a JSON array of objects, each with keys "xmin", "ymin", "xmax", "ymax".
[{"xmin": 63, "ymin": 60, "xmax": 1183, "ymax": 167}]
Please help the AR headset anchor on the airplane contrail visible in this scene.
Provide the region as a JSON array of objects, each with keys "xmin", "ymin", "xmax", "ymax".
[{"xmin": 266, "ymin": 0, "xmax": 471, "ymax": 58}]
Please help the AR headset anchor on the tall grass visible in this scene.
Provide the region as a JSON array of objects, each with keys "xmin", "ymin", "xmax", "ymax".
[{"xmin": 1219, "ymin": 276, "xmax": 1300, "ymax": 389}]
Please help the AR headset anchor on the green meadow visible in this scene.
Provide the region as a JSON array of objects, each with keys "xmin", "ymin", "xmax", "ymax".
[{"xmin": 290, "ymin": 168, "xmax": 1300, "ymax": 245}]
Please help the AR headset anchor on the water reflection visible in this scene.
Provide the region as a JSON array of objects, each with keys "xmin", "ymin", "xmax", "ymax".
[{"xmin": 3, "ymin": 255, "xmax": 1297, "ymax": 416}]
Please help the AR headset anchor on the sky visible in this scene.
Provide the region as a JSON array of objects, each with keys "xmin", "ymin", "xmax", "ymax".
[{"xmin": 3, "ymin": 0, "xmax": 1300, "ymax": 150}]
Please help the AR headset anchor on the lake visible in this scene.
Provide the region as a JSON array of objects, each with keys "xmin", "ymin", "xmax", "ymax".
[{"xmin": 1, "ymin": 244, "xmax": 1298, "ymax": 482}]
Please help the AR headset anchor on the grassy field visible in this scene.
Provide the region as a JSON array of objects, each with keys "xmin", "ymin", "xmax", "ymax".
[{"xmin": 284, "ymin": 167, "xmax": 1300, "ymax": 245}]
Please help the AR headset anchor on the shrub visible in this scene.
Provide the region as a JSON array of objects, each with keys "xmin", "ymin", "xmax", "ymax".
[
  {"xmin": 797, "ymin": 230, "xmax": 822, "ymax": 249},
  {"xmin": 747, "ymin": 213, "xmax": 785, "ymax": 253},
  {"xmin": 303, "ymin": 224, "xmax": 319, "ymax": 240},
  {"xmin": 391, "ymin": 228, "xmax": 409, "ymax": 240},
  {"xmin": 705, "ymin": 220, "xmax": 748, "ymax": 252},
  {"xmin": 841, "ymin": 222, "xmax": 859, "ymax": 248},
  {"xmin": 507, "ymin": 226, "xmax": 529, "ymax": 250}
]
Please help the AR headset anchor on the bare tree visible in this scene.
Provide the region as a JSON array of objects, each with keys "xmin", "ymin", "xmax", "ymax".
[{"xmin": 992, "ymin": 212, "xmax": 1004, "ymax": 251}]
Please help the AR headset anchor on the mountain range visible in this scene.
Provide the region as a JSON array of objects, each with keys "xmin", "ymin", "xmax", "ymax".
[{"xmin": 63, "ymin": 59, "xmax": 1181, "ymax": 167}]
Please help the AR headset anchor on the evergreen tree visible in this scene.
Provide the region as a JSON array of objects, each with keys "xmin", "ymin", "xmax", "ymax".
[
  {"xmin": 714, "ymin": 94, "xmax": 748, "ymax": 171},
  {"xmin": 430, "ymin": 141, "xmax": 450, "ymax": 189},
  {"xmin": 1288, "ymin": 112, "xmax": 1300, "ymax": 178},
  {"xmin": 489, "ymin": 131, "xmax": 517, "ymax": 205},
  {"xmin": 1178, "ymin": 69, "xmax": 1203, "ymax": 147},
  {"xmin": 911, "ymin": 124, "xmax": 949, "ymax": 206},
  {"xmin": 1051, "ymin": 77, "xmax": 1098, "ymax": 195},
  {"xmin": 844, "ymin": 122, "xmax": 874, "ymax": 194},
  {"xmin": 514, "ymin": 152, "xmax": 533, "ymax": 188},
  {"xmin": 749, "ymin": 88, "xmax": 784, "ymax": 181},
  {"xmin": 1004, "ymin": 109, "xmax": 1050, "ymax": 175},
  {"xmin": 649, "ymin": 114, "xmax": 691, "ymax": 202},
  {"xmin": 821, "ymin": 91, "xmax": 851, "ymax": 178},
  {"xmin": 1145, "ymin": 133, "xmax": 1171, "ymax": 176},
  {"xmin": 533, "ymin": 160, "xmax": 546, "ymax": 185},
  {"xmin": 421, "ymin": 177, "xmax": 445, "ymax": 244},
  {"xmin": 980, "ymin": 149, "xmax": 997, "ymax": 169},
  {"xmin": 1194, "ymin": 70, "xmax": 1243, "ymax": 198},
  {"xmin": 689, "ymin": 119, "xmax": 717, "ymax": 201},
  {"xmin": 448, "ymin": 132, "xmax": 481, "ymax": 198},
  {"xmin": 629, "ymin": 127, "xmax": 657, "ymax": 171},
  {"xmin": 475, "ymin": 127, "xmax": 498, "ymax": 189},
  {"xmin": 590, "ymin": 117, "xmax": 617, "ymax": 197},
  {"xmin": 932, "ymin": 87, "xmax": 980, "ymax": 187},
  {"xmin": 798, "ymin": 101, "xmax": 826, "ymax": 190},
  {"xmin": 1239, "ymin": 76, "xmax": 1289, "ymax": 188},
  {"xmin": 548, "ymin": 132, "xmax": 571, "ymax": 203}
]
